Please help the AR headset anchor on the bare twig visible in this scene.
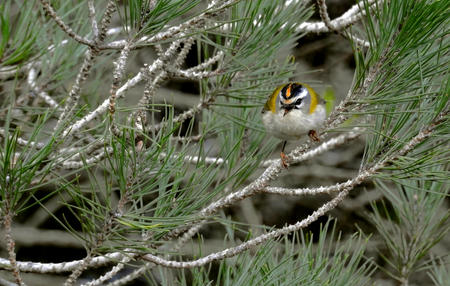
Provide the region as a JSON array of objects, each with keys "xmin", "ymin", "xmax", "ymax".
[
  {"xmin": 315, "ymin": 0, "xmax": 370, "ymax": 47},
  {"xmin": 81, "ymin": 263, "xmax": 128, "ymax": 286},
  {"xmin": 316, "ymin": 0, "xmax": 335, "ymax": 32},
  {"xmin": 109, "ymin": 43, "xmax": 132, "ymax": 115},
  {"xmin": 54, "ymin": 1, "xmax": 117, "ymax": 133},
  {"xmin": 159, "ymin": 152, "xmax": 227, "ymax": 166},
  {"xmin": 61, "ymin": 68, "xmax": 145, "ymax": 137},
  {"xmin": 87, "ymin": 0, "xmax": 99, "ymax": 38},
  {"xmin": 261, "ymin": 128, "xmax": 363, "ymax": 167},
  {"xmin": 53, "ymin": 48, "xmax": 96, "ymax": 131},
  {"xmin": 39, "ymin": 0, "xmax": 93, "ymax": 47},
  {"xmin": 150, "ymin": 96, "xmax": 215, "ymax": 133},
  {"xmin": 0, "ymin": 128, "xmax": 45, "ymax": 150},
  {"xmin": 169, "ymin": 68, "xmax": 223, "ymax": 80},
  {"xmin": 3, "ymin": 212, "xmax": 25, "ymax": 285},
  {"xmin": 298, "ymin": 0, "xmax": 381, "ymax": 34},
  {"xmin": 64, "ymin": 212, "xmax": 116, "ymax": 285},
  {"xmin": 100, "ymin": 0, "xmax": 239, "ymax": 50},
  {"xmin": 135, "ymin": 37, "xmax": 196, "ymax": 130},
  {"xmin": 185, "ymin": 51, "xmax": 224, "ymax": 72},
  {"xmin": 0, "ymin": 253, "xmax": 124, "ymax": 274},
  {"xmin": 162, "ymin": 130, "xmax": 361, "ymax": 240},
  {"xmin": 68, "ymin": 78, "xmax": 364, "ymax": 286},
  {"xmin": 157, "ymin": 128, "xmax": 362, "ymax": 168},
  {"xmin": 64, "ymin": 168, "xmax": 138, "ymax": 285},
  {"xmin": 104, "ymin": 266, "xmax": 147, "ymax": 286},
  {"xmin": 136, "ymin": 40, "xmax": 183, "ymax": 110},
  {"xmin": 63, "ymin": 37, "xmax": 204, "ymax": 138},
  {"xmin": 0, "ymin": 26, "xmax": 127, "ymax": 81},
  {"xmin": 27, "ymin": 68, "xmax": 61, "ymax": 111},
  {"xmin": 130, "ymin": 110, "xmax": 446, "ymax": 277},
  {"xmin": 0, "ymin": 107, "xmax": 444, "ymax": 279},
  {"xmin": 267, "ymin": 111, "xmax": 448, "ymax": 197},
  {"xmin": 58, "ymin": 147, "xmax": 112, "ymax": 169},
  {"xmin": 137, "ymin": 110, "xmax": 448, "ymax": 269},
  {"xmin": 142, "ymin": 188, "xmax": 351, "ymax": 268},
  {"xmin": 0, "ymin": 0, "xmax": 373, "ymax": 83},
  {"xmin": 0, "ymin": 61, "xmax": 39, "ymax": 80},
  {"xmin": 3, "ymin": 0, "xmax": 445, "ymax": 283}
]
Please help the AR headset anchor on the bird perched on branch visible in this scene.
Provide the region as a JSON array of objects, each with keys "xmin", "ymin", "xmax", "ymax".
[{"xmin": 262, "ymin": 82, "xmax": 326, "ymax": 167}]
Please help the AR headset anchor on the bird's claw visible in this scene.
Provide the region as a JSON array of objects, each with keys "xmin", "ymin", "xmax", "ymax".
[
  {"xmin": 280, "ymin": 152, "xmax": 289, "ymax": 168},
  {"xmin": 308, "ymin": 130, "xmax": 320, "ymax": 142}
]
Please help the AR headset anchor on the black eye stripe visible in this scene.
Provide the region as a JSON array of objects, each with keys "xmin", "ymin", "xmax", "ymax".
[
  {"xmin": 291, "ymin": 84, "xmax": 304, "ymax": 95},
  {"xmin": 280, "ymin": 84, "xmax": 290, "ymax": 99}
]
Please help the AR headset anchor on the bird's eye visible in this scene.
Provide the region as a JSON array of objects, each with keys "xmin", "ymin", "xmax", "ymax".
[{"xmin": 295, "ymin": 98, "xmax": 303, "ymax": 106}]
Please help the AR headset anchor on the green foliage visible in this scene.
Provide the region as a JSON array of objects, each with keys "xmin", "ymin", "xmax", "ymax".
[
  {"xmin": 212, "ymin": 0, "xmax": 311, "ymax": 92},
  {"xmin": 37, "ymin": 0, "xmax": 95, "ymax": 94},
  {"xmin": 190, "ymin": 0, "xmax": 313, "ymax": 180},
  {"xmin": 0, "ymin": 0, "xmax": 448, "ymax": 284},
  {"xmin": 167, "ymin": 220, "xmax": 374, "ymax": 286},
  {"xmin": 370, "ymin": 176, "xmax": 449, "ymax": 283},
  {"xmin": 323, "ymin": 86, "xmax": 336, "ymax": 115},
  {"xmin": 428, "ymin": 257, "xmax": 450, "ymax": 286},
  {"xmin": 0, "ymin": 0, "xmax": 41, "ymax": 66},
  {"xmin": 351, "ymin": 0, "xmax": 449, "ymax": 182},
  {"xmin": 353, "ymin": 1, "xmax": 450, "ymax": 284},
  {"xmin": 118, "ymin": 0, "xmax": 203, "ymax": 37},
  {"xmin": 0, "ymin": 110, "xmax": 56, "ymax": 214}
]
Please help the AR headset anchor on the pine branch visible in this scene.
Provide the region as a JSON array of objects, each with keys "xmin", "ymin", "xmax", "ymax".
[
  {"xmin": 0, "ymin": 0, "xmax": 447, "ymax": 284},
  {"xmin": 39, "ymin": 0, "xmax": 94, "ymax": 48}
]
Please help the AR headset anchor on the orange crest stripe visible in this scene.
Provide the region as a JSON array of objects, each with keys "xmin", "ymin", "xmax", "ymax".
[{"xmin": 285, "ymin": 84, "xmax": 292, "ymax": 98}]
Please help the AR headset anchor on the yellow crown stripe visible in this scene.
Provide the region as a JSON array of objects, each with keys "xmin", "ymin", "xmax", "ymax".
[{"xmin": 265, "ymin": 84, "xmax": 286, "ymax": 113}]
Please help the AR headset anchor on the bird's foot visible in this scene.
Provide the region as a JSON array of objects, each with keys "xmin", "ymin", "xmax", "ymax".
[
  {"xmin": 308, "ymin": 130, "xmax": 320, "ymax": 142},
  {"xmin": 280, "ymin": 152, "xmax": 289, "ymax": 168}
]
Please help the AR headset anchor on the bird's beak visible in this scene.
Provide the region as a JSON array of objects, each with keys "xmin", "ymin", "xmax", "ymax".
[{"xmin": 283, "ymin": 108, "xmax": 290, "ymax": 116}]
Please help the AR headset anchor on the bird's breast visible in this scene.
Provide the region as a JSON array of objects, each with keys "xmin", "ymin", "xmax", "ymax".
[{"xmin": 262, "ymin": 106, "xmax": 326, "ymax": 140}]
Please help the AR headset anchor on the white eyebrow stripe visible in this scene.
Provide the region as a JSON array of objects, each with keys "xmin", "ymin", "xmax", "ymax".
[{"xmin": 296, "ymin": 88, "xmax": 309, "ymax": 99}]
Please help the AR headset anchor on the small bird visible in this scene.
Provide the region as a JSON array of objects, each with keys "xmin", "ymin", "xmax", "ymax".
[{"xmin": 262, "ymin": 82, "xmax": 326, "ymax": 167}]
